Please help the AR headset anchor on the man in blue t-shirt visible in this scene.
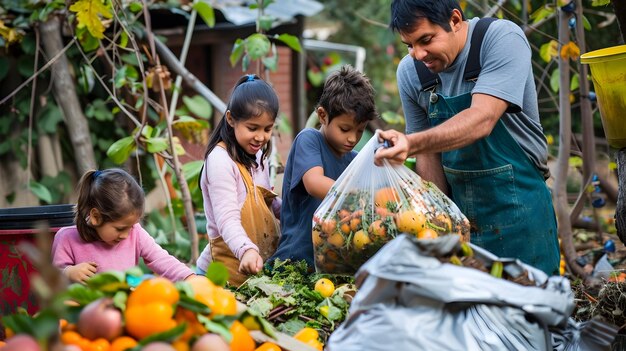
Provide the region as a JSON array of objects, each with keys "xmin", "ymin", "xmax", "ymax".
[{"xmin": 271, "ymin": 65, "xmax": 378, "ymax": 267}]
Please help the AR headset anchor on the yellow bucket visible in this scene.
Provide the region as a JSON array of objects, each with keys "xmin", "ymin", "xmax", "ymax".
[{"xmin": 580, "ymin": 45, "xmax": 626, "ymax": 149}]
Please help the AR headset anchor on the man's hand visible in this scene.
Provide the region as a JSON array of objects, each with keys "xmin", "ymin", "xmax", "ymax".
[
  {"xmin": 374, "ymin": 129, "xmax": 410, "ymax": 166},
  {"xmin": 64, "ymin": 262, "xmax": 98, "ymax": 284},
  {"xmin": 239, "ymin": 249, "xmax": 263, "ymax": 275}
]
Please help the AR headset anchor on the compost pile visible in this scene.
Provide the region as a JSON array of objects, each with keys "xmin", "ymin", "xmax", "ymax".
[{"xmin": 234, "ymin": 259, "xmax": 355, "ymax": 344}]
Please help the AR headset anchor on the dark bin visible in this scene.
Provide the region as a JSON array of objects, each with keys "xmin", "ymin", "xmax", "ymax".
[{"xmin": 0, "ymin": 204, "xmax": 74, "ymax": 315}]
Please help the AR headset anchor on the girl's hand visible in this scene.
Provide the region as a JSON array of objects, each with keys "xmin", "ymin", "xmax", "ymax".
[
  {"xmin": 239, "ymin": 249, "xmax": 263, "ymax": 275},
  {"xmin": 64, "ymin": 262, "xmax": 98, "ymax": 284}
]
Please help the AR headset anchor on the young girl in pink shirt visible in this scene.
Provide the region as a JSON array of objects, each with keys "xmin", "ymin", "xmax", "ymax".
[
  {"xmin": 52, "ymin": 168, "xmax": 195, "ymax": 283},
  {"xmin": 196, "ymin": 74, "xmax": 281, "ymax": 286}
]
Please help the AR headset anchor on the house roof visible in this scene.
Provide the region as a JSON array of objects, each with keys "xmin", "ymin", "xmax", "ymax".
[{"xmin": 215, "ymin": 0, "xmax": 324, "ymax": 26}]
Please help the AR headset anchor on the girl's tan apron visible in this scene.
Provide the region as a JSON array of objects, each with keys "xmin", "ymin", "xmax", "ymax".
[{"xmin": 210, "ymin": 143, "xmax": 280, "ymax": 286}]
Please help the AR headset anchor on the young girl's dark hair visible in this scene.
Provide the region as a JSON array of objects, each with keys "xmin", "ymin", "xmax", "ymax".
[
  {"xmin": 74, "ymin": 168, "xmax": 145, "ymax": 242},
  {"xmin": 203, "ymin": 74, "xmax": 279, "ymax": 171}
]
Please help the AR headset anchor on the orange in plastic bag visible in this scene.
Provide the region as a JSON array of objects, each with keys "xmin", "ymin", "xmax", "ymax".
[{"xmin": 312, "ymin": 132, "xmax": 470, "ymax": 274}]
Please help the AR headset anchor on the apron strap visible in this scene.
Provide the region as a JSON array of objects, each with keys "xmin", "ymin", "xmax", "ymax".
[{"xmin": 413, "ymin": 17, "xmax": 496, "ymax": 90}]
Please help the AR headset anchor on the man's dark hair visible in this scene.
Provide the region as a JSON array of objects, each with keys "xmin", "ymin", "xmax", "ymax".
[
  {"xmin": 317, "ymin": 65, "xmax": 378, "ymax": 124},
  {"xmin": 389, "ymin": 0, "xmax": 465, "ymax": 33}
]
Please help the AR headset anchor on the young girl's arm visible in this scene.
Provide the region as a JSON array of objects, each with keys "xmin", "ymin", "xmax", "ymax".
[
  {"xmin": 51, "ymin": 227, "xmax": 98, "ymax": 283},
  {"xmin": 136, "ymin": 225, "xmax": 195, "ymax": 281}
]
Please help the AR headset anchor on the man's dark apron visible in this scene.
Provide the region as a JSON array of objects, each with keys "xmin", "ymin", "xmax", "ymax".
[{"xmin": 414, "ymin": 18, "xmax": 560, "ymax": 275}]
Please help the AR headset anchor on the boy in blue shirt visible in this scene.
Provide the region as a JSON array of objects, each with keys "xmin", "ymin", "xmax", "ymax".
[{"xmin": 271, "ymin": 65, "xmax": 378, "ymax": 267}]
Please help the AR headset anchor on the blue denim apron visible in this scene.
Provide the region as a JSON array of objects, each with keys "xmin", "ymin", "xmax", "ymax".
[{"xmin": 427, "ymin": 91, "xmax": 560, "ymax": 275}]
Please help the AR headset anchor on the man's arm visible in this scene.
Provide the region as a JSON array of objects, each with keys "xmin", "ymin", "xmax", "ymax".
[{"xmin": 407, "ymin": 93, "xmax": 508, "ymax": 154}]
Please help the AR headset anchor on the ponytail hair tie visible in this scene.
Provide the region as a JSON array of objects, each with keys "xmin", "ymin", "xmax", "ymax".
[
  {"xmin": 93, "ymin": 170, "xmax": 103, "ymax": 179},
  {"xmin": 246, "ymin": 74, "xmax": 255, "ymax": 82}
]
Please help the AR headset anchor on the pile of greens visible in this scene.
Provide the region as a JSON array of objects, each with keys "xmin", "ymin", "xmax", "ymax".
[{"xmin": 232, "ymin": 260, "xmax": 355, "ymax": 342}]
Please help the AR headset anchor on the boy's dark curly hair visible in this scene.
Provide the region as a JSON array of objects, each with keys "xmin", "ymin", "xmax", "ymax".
[{"xmin": 317, "ymin": 65, "xmax": 378, "ymax": 124}]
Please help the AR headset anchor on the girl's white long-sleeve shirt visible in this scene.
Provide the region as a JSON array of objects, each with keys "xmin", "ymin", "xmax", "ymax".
[{"xmin": 196, "ymin": 147, "xmax": 281, "ymax": 271}]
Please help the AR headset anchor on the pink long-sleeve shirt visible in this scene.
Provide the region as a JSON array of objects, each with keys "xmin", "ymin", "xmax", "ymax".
[
  {"xmin": 52, "ymin": 224, "xmax": 194, "ymax": 282},
  {"xmin": 197, "ymin": 147, "xmax": 281, "ymax": 271}
]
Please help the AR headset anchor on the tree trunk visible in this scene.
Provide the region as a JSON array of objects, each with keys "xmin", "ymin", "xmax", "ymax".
[
  {"xmin": 40, "ymin": 16, "xmax": 96, "ymax": 174},
  {"xmin": 555, "ymin": 9, "xmax": 588, "ymax": 280},
  {"xmin": 611, "ymin": 0, "xmax": 626, "ymax": 42},
  {"xmin": 617, "ymin": 149, "xmax": 626, "ymax": 243}
]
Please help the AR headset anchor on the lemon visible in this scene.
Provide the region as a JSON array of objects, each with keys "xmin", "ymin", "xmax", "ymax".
[
  {"xmin": 352, "ymin": 230, "xmax": 371, "ymax": 251},
  {"xmin": 242, "ymin": 315, "xmax": 261, "ymax": 330},
  {"xmin": 314, "ymin": 278, "xmax": 335, "ymax": 298}
]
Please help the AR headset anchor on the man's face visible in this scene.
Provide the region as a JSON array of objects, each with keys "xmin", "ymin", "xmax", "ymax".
[{"xmin": 400, "ymin": 11, "xmax": 464, "ymax": 73}]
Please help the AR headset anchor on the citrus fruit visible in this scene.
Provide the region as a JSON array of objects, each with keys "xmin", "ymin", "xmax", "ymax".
[
  {"xmin": 229, "ymin": 321, "xmax": 255, "ymax": 351},
  {"xmin": 110, "ymin": 336, "xmax": 138, "ymax": 351},
  {"xmin": 395, "ymin": 210, "xmax": 427, "ymax": 235},
  {"xmin": 293, "ymin": 327, "xmax": 319, "ymax": 343},
  {"xmin": 327, "ymin": 232, "xmax": 345, "ymax": 248},
  {"xmin": 417, "ymin": 227, "xmax": 439, "ymax": 239},
  {"xmin": 127, "ymin": 277, "xmax": 179, "ymax": 306},
  {"xmin": 254, "ymin": 342, "xmax": 282, "ymax": 351},
  {"xmin": 374, "ymin": 187, "xmax": 400, "ymax": 207},
  {"xmin": 368, "ymin": 220, "xmax": 387, "ymax": 238},
  {"xmin": 314, "ymin": 278, "xmax": 335, "ymax": 298},
  {"xmin": 352, "ymin": 230, "xmax": 371, "ymax": 251}
]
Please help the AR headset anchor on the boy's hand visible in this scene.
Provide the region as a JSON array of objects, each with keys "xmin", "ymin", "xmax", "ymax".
[
  {"xmin": 239, "ymin": 249, "xmax": 263, "ymax": 275},
  {"xmin": 64, "ymin": 262, "xmax": 98, "ymax": 284}
]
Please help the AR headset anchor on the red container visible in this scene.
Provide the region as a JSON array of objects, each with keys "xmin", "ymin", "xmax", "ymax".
[{"xmin": 0, "ymin": 205, "xmax": 74, "ymax": 314}]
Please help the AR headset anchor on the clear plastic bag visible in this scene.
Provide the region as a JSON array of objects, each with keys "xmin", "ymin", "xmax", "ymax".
[{"xmin": 312, "ymin": 132, "xmax": 470, "ymax": 274}]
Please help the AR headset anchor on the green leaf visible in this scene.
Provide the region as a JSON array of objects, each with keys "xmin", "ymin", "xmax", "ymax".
[
  {"xmin": 582, "ymin": 15, "xmax": 591, "ymax": 31},
  {"xmin": 246, "ymin": 33, "xmax": 271, "ymax": 60},
  {"xmin": 2, "ymin": 313, "xmax": 36, "ymax": 336},
  {"xmin": 193, "ymin": 1, "xmax": 215, "ymax": 27},
  {"xmin": 86, "ymin": 271, "xmax": 126, "ymax": 289},
  {"xmin": 177, "ymin": 294, "xmax": 212, "ymax": 315},
  {"xmin": 107, "ymin": 136, "xmax": 136, "ymax": 164},
  {"xmin": 138, "ymin": 323, "xmax": 186, "ymax": 345},
  {"xmin": 262, "ymin": 54, "xmax": 278, "ymax": 72},
  {"xmin": 530, "ymin": 5, "xmax": 554, "ymax": 24},
  {"xmin": 85, "ymin": 99, "xmax": 112, "ymax": 122},
  {"xmin": 62, "ymin": 283, "xmax": 105, "ymax": 305},
  {"xmin": 183, "ymin": 160, "xmax": 204, "ymax": 184},
  {"xmin": 259, "ymin": 14, "xmax": 273, "ymax": 31},
  {"xmin": 539, "ymin": 40, "xmax": 558, "ymax": 63},
  {"xmin": 307, "ymin": 69, "xmax": 324, "ymax": 87},
  {"xmin": 197, "ymin": 315, "xmax": 232, "ymax": 342},
  {"xmin": 275, "ymin": 33, "xmax": 302, "ymax": 52},
  {"xmin": 550, "ymin": 69, "xmax": 560, "ymax": 93},
  {"xmin": 230, "ymin": 39, "xmax": 245, "ymax": 67},
  {"xmin": 591, "ymin": 0, "xmax": 610, "ymax": 5},
  {"xmin": 570, "ymin": 73, "xmax": 579, "ymax": 91},
  {"xmin": 145, "ymin": 137, "xmax": 169, "ymax": 153},
  {"xmin": 128, "ymin": 1, "xmax": 143, "ymax": 13},
  {"xmin": 29, "ymin": 181, "xmax": 52, "ymax": 203},
  {"xmin": 38, "ymin": 103, "xmax": 64, "ymax": 133},
  {"xmin": 242, "ymin": 54, "xmax": 250, "ymax": 71},
  {"xmin": 206, "ymin": 262, "xmax": 229, "ymax": 287},
  {"xmin": 112, "ymin": 290, "xmax": 128, "ymax": 311},
  {"xmin": 182, "ymin": 95, "xmax": 212, "ymax": 119},
  {"xmin": 119, "ymin": 30, "xmax": 128, "ymax": 48}
]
